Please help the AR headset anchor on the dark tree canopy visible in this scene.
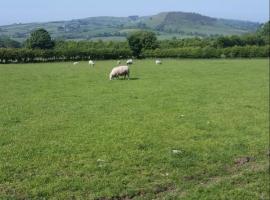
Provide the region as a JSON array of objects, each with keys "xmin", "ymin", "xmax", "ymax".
[
  {"xmin": 127, "ymin": 31, "xmax": 158, "ymax": 57},
  {"xmin": 26, "ymin": 29, "xmax": 54, "ymax": 49}
]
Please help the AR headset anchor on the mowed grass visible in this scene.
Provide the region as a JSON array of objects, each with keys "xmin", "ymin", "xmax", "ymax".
[{"xmin": 0, "ymin": 59, "xmax": 269, "ymax": 200}]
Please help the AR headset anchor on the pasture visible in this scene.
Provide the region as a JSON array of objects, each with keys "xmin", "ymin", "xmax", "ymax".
[{"xmin": 0, "ymin": 59, "xmax": 269, "ymax": 199}]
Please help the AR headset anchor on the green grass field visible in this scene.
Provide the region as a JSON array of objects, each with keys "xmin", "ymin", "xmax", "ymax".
[{"xmin": 0, "ymin": 59, "xmax": 269, "ymax": 199}]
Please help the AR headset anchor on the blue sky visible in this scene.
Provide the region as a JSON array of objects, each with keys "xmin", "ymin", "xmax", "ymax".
[{"xmin": 0, "ymin": 0, "xmax": 268, "ymax": 25}]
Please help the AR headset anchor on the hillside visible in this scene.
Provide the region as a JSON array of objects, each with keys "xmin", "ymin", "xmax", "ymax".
[{"xmin": 0, "ymin": 11, "xmax": 261, "ymax": 41}]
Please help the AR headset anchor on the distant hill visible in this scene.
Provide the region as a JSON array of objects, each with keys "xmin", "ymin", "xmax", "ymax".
[{"xmin": 0, "ymin": 11, "xmax": 261, "ymax": 41}]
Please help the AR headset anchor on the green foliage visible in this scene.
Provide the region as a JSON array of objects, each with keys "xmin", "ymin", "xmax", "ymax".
[
  {"xmin": 142, "ymin": 46, "xmax": 269, "ymax": 59},
  {"xmin": 26, "ymin": 29, "xmax": 55, "ymax": 49},
  {"xmin": 127, "ymin": 31, "xmax": 158, "ymax": 57},
  {"xmin": 127, "ymin": 33, "xmax": 143, "ymax": 57},
  {"xmin": 0, "ymin": 48, "xmax": 132, "ymax": 63},
  {"xmin": 0, "ymin": 44, "xmax": 268, "ymax": 64},
  {"xmin": 257, "ymin": 21, "xmax": 269, "ymax": 36},
  {"xmin": 1, "ymin": 26, "xmax": 269, "ymax": 63},
  {"xmin": 214, "ymin": 35, "xmax": 265, "ymax": 48},
  {"xmin": 159, "ymin": 37, "xmax": 211, "ymax": 48},
  {"xmin": 257, "ymin": 21, "xmax": 270, "ymax": 44},
  {"xmin": 0, "ymin": 59, "xmax": 268, "ymax": 199},
  {"xmin": 54, "ymin": 40, "xmax": 129, "ymax": 51},
  {"xmin": 0, "ymin": 36, "xmax": 21, "ymax": 48}
]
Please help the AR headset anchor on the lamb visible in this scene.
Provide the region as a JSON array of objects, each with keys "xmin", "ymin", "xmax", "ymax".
[
  {"xmin": 155, "ymin": 59, "xmax": 162, "ymax": 64},
  {"xmin": 117, "ymin": 60, "xmax": 121, "ymax": 65},
  {"xmin": 109, "ymin": 65, "xmax": 129, "ymax": 80},
  {"xmin": 126, "ymin": 59, "xmax": 133, "ymax": 65},
  {"xmin": 89, "ymin": 60, "xmax": 95, "ymax": 66},
  {"xmin": 73, "ymin": 62, "xmax": 79, "ymax": 65}
]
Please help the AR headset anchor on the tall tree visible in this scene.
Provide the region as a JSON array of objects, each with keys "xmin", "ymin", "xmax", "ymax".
[
  {"xmin": 257, "ymin": 21, "xmax": 270, "ymax": 44},
  {"xmin": 26, "ymin": 29, "xmax": 54, "ymax": 49},
  {"xmin": 127, "ymin": 31, "xmax": 158, "ymax": 57}
]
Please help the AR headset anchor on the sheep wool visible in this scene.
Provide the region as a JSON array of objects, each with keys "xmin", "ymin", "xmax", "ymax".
[
  {"xmin": 109, "ymin": 65, "xmax": 130, "ymax": 80},
  {"xmin": 155, "ymin": 60, "xmax": 162, "ymax": 64},
  {"xmin": 126, "ymin": 59, "xmax": 133, "ymax": 65},
  {"xmin": 89, "ymin": 60, "xmax": 95, "ymax": 66}
]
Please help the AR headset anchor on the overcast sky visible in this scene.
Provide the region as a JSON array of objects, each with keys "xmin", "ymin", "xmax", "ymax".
[{"xmin": 0, "ymin": 0, "xmax": 269, "ymax": 25}]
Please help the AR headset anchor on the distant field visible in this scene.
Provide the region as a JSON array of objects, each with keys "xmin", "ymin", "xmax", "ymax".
[{"xmin": 0, "ymin": 59, "xmax": 269, "ymax": 199}]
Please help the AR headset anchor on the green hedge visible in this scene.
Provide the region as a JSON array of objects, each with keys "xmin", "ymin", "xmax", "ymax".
[
  {"xmin": 142, "ymin": 46, "xmax": 269, "ymax": 58},
  {"xmin": 0, "ymin": 46, "xmax": 269, "ymax": 63},
  {"xmin": 0, "ymin": 48, "xmax": 132, "ymax": 63}
]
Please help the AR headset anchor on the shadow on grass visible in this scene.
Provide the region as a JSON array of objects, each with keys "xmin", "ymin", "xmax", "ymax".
[{"xmin": 116, "ymin": 77, "xmax": 140, "ymax": 81}]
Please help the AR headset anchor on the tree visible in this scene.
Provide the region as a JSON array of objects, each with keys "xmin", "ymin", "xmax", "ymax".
[
  {"xmin": 257, "ymin": 21, "xmax": 269, "ymax": 36},
  {"xmin": 257, "ymin": 21, "xmax": 270, "ymax": 44},
  {"xmin": 230, "ymin": 35, "xmax": 243, "ymax": 46},
  {"xmin": 215, "ymin": 36, "xmax": 232, "ymax": 48},
  {"xmin": 26, "ymin": 29, "xmax": 54, "ymax": 49},
  {"xmin": 127, "ymin": 31, "xmax": 158, "ymax": 57}
]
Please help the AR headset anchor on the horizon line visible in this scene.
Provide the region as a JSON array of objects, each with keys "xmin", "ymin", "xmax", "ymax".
[{"xmin": 0, "ymin": 10, "xmax": 265, "ymax": 27}]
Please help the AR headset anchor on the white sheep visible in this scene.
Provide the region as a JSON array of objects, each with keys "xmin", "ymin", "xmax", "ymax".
[
  {"xmin": 117, "ymin": 60, "xmax": 121, "ymax": 65},
  {"xmin": 109, "ymin": 65, "xmax": 129, "ymax": 80},
  {"xmin": 73, "ymin": 62, "xmax": 79, "ymax": 65},
  {"xmin": 126, "ymin": 59, "xmax": 133, "ymax": 65},
  {"xmin": 155, "ymin": 59, "xmax": 162, "ymax": 65},
  {"xmin": 89, "ymin": 60, "xmax": 95, "ymax": 66}
]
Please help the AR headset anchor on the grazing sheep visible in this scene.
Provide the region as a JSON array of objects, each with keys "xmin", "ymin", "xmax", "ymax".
[
  {"xmin": 117, "ymin": 60, "xmax": 121, "ymax": 65},
  {"xmin": 109, "ymin": 65, "xmax": 129, "ymax": 80},
  {"xmin": 89, "ymin": 60, "xmax": 95, "ymax": 66},
  {"xmin": 73, "ymin": 62, "xmax": 79, "ymax": 65},
  {"xmin": 126, "ymin": 59, "xmax": 133, "ymax": 65},
  {"xmin": 155, "ymin": 59, "xmax": 162, "ymax": 64}
]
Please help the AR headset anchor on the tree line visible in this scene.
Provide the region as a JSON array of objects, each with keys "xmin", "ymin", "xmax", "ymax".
[{"xmin": 0, "ymin": 21, "xmax": 269, "ymax": 63}]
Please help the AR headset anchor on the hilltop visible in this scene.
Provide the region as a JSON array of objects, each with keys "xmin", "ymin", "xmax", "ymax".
[{"xmin": 0, "ymin": 11, "xmax": 261, "ymax": 41}]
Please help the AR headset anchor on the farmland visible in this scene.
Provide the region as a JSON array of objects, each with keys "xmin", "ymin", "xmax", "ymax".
[{"xmin": 0, "ymin": 59, "xmax": 269, "ymax": 199}]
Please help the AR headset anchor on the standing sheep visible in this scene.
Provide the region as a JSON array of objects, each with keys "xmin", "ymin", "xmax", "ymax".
[
  {"xmin": 126, "ymin": 59, "xmax": 133, "ymax": 65},
  {"xmin": 89, "ymin": 60, "xmax": 95, "ymax": 66},
  {"xmin": 109, "ymin": 65, "xmax": 130, "ymax": 80},
  {"xmin": 155, "ymin": 59, "xmax": 162, "ymax": 64}
]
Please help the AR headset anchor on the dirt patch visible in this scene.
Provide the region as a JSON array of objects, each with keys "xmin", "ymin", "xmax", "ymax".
[{"xmin": 234, "ymin": 156, "xmax": 255, "ymax": 166}]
